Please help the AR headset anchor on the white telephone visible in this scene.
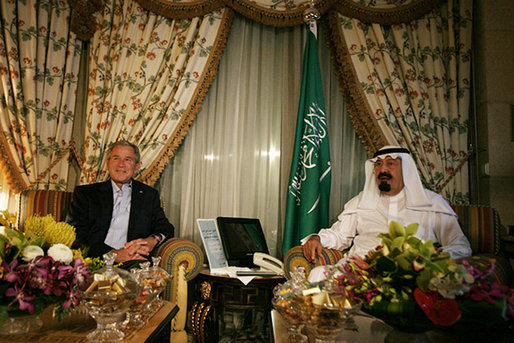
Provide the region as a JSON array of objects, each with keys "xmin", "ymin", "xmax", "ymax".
[{"xmin": 253, "ymin": 252, "xmax": 284, "ymax": 275}]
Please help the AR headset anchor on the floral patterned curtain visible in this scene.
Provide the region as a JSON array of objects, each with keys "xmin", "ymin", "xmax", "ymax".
[
  {"xmin": 0, "ymin": 0, "xmax": 82, "ymax": 193},
  {"xmin": 328, "ymin": 0, "xmax": 472, "ymax": 203},
  {"xmin": 80, "ymin": 0, "xmax": 233, "ymax": 184},
  {"xmin": 0, "ymin": 0, "xmax": 457, "ymax": 193}
]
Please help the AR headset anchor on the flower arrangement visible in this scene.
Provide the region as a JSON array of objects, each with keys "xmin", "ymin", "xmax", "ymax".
[
  {"xmin": 336, "ymin": 221, "xmax": 513, "ymax": 329},
  {"xmin": 0, "ymin": 210, "xmax": 92, "ymax": 325}
]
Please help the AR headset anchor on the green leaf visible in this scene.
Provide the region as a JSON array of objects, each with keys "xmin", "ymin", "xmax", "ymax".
[
  {"xmin": 376, "ymin": 256, "xmax": 396, "ymax": 272},
  {"xmin": 377, "ymin": 233, "xmax": 389, "ymax": 240},
  {"xmin": 396, "ymin": 256, "xmax": 412, "ymax": 271},
  {"xmin": 425, "ymin": 260, "xmax": 445, "ymax": 274},
  {"xmin": 5, "ymin": 227, "xmax": 24, "ymax": 241},
  {"xmin": 416, "ymin": 269, "xmax": 432, "ymax": 290},
  {"xmin": 388, "ymin": 221, "xmax": 405, "ymax": 238},
  {"xmin": 406, "ymin": 236, "xmax": 422, "ymax": 250},
  {"xmin": 378, "ymin": 235, "xmax": 393, "ymax": 248},
  {"xmin": 391, "ymin": 236, "xmax": 405, "ymax": 251},
  {"xmin": 0, "ymin": 305, "xmax": 8, "ymax": 326},
  {"xmin": 405, "ymin": 223, "xmax": 418, "ymax": 236},
  {"xmin": 400, "ymin": 290, "xmax": 410, "ymax": 301},
  {"xmin": 458, "ymin": 298, "xmax": 507, "ymax": 324},
  {"xmin": 0, "ymin": 235, "xmax": 7, "ymax": 259}
]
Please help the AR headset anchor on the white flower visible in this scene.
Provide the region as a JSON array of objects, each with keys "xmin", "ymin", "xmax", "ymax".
[
  {"xmin": 428, "ymin": 264, "xmax": 473, "ymax": 299},
  {"xmin": 48, "ymin": 243, "xmax": 74, "ymax": 264},
  {"xmin": 22, "ymin": 245, "xmax": 45, "ymax": 262}
]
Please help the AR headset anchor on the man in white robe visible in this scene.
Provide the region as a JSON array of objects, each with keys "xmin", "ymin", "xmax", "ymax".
[{"xmin": 302, "ymin": 146, "xmax": 472, "ymax": 282}]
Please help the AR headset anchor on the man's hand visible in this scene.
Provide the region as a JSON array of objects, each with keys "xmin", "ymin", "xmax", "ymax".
[
  {"xmin": 113, "ymin": 236, "xmax": 159, "ymax": 263},
  {"xmin": 303, "ymin": 235, "xmax": 323, "ymax": 263},
  {"xmin": 125, "ymin": 236, "xmax": 158, "ymax": 255},
  {"xmin": 112, "ymin": 244, "xmax": 145, "ymax": 262}
]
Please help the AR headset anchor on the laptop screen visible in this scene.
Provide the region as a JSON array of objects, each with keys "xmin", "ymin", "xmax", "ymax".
[{"xmin": 216, "ymin": 217, "xmax": 269, "ymax": 268}]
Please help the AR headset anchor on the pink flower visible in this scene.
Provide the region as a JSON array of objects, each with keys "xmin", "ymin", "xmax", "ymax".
[
  {"xmin": 6, "ymin": 285, "xmax": 36, "ymax": 314},
  {"xmin": 63, "ymin": 287, "xmax": 81, "ymax": 308}
]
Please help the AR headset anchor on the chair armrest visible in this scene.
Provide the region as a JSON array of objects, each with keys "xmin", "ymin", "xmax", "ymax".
[
  {"xmin": 283, "ymin": 246, "xmax": 346, "ymax": 279},
  {"xmin": 153, "ymin": 238, "xmax": 204, "ymax": 300}
]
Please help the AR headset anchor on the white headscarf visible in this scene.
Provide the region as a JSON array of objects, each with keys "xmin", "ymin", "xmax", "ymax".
[{"xmin": 357, "ymin": 146, "xmax": 452, "ymax": 214}]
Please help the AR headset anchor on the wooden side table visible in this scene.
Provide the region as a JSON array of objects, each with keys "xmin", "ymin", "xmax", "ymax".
[
  {"xmin": 190, "ymin": 270, "xmax": 285, "ymax": 343},
  {"xmin": 0, "ymin": 301, "xmax": 178, "ymax": 343}
]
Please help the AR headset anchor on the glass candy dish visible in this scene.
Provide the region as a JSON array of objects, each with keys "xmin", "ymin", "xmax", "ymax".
[
  {"xmin": 272, "ymin": 297, "xmax": 307, "ymax": 343},
  {"xmin": 150, "ymin": 256, "xmax": 172, "ymax": 283},
  {"xmin": 137, "ymin": 261, "xmax": 167, "ymax": 313},
  {"xmin": 272, "ymin": 266, "xmax": 308, "ymax": 343},
  {"xmin": 82, "ymin": 252, "xmax": 141, "ymax": 343},
  {"xmin": 294, "ymin": 291, "xmax": 362, "ymax": 343},
  {"xmin": 148, "ymin": 256, "xmax": 172, "ymax": 311},
  {"xmin": 119, "ymin": 268, "xmax": 151, "ymax": 331}
]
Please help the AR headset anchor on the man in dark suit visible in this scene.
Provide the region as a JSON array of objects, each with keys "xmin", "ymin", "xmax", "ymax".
[{"xmin": 68, "ymin": 140, "xmax": 174, "ymax": 263}]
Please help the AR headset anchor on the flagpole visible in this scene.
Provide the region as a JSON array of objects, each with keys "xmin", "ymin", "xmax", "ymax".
[{"xmin": 303, "ymin": 0, "xmax": 320, "ymax": 37}]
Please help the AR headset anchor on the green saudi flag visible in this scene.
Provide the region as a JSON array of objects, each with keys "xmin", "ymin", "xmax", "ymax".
[{"xmin": 282, "ymin": 24, "xmax": 331, "ymax": 255}]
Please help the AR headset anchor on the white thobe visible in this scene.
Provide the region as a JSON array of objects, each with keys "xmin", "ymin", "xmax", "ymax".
[{"xmin": 302, "ymin": 189, "xmax": 471, "ymax": 282}]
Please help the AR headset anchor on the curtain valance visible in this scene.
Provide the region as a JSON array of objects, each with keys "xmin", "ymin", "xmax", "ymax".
[{"xmin": 68, "ymin": 0, "xmax": 445, "ymax": 40}]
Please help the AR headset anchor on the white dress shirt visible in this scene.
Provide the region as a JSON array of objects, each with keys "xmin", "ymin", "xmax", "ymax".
[{"xmin": 104, "ymin": 181, "xmax": 132, "ymax": 249}]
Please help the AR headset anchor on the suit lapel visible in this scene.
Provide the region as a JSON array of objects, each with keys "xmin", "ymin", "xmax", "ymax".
[{"xmin": 99, "ymin": 181, "xmax": 114, "ymax": 232}]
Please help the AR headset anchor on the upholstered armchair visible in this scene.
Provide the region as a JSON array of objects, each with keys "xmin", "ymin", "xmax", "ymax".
[
  {"xmin": 284, "ymin": 205, "xmax": 513, "ymax": 286},
  {"xmin": 154, "ymin": 238, "xmax": 204, "ymax": 342},
  {"xmin": 17, "ymin": 189, "xmax": 73, "ymax": 226}
]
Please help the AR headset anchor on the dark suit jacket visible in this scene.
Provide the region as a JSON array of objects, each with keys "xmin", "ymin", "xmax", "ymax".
[{"xmin": 68, "ymin": 179, "xmax": 174, "ymax": 258}]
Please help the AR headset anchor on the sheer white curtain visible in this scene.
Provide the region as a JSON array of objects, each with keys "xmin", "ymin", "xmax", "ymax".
[
  {"xmin": 0, "ymin": 170, "xmax": 17, "ymax": 213},
  {"xmin": 156, "ymin": 14, "xmax": 367, "ymax": 257}
]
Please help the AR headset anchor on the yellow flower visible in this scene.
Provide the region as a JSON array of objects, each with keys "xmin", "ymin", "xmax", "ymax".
[
  {"xmin": 24, "ymin": 215, "xmax": 76, "ymax": 248},
  {"xmin": 44, "ymin": 221, "xmax": 76, "ymax": 247},
  {"xmin": 72, "ymin": 249, "xmax": 84, "ymax": 260},
  {"xmin": 24, "ymin": 214, "xmax": 55, "ymax": 237},
  {"xmin": 0, "ymin": 210, "xmax": 17, "ymax": 228}
]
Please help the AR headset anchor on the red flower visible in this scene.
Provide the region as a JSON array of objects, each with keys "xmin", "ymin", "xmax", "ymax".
[{"xmin": 414, "ymin": 289, "xmax": 461, "ymax": 326}]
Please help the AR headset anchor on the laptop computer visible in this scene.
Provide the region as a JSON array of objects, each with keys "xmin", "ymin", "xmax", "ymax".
[{"xmin": 216, "ymin": 217, "xmax": 269, "ymax": 268}]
